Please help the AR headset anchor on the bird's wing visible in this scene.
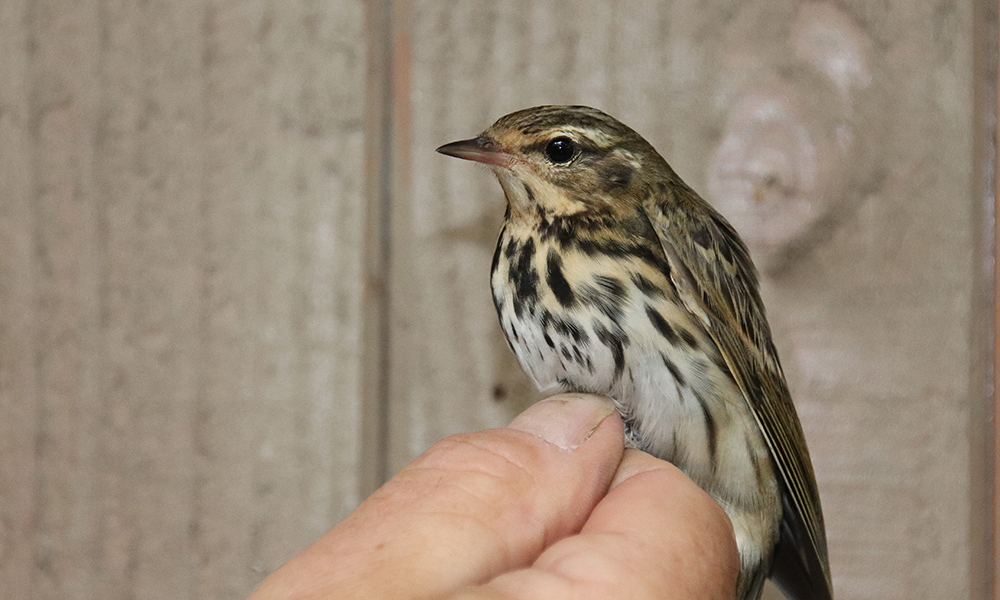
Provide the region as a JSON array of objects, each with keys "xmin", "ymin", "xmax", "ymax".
[{"xmin": 641, "ymin": 181, "xmax": 832, "ymax": 600}]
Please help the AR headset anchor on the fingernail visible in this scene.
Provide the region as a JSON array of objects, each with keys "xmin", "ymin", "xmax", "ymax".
[{"xmin": 508, "ymin": 394, "xmax": 616, "ymax": 451}]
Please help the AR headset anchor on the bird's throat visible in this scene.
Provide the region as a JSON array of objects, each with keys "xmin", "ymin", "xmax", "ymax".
[{"xmin": 495, "ymin": 169, "xmax": 588, "ymax": 222}]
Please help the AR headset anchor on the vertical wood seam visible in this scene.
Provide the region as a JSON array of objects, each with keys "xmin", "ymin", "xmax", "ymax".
[
  {"xmin": 359, "ymin": 0, "xmax": 395, "ymax": 498},
  {"xmin": 976, "ymin": 0, "xmax": 1000, "ymax": 598},
  {"xmin": 192, "ymin": 3, "xmax": 216, "ymax": 594},
  {"xmin": 991, "ymin": 0, "xmax": 1000, "ymax": 595},
  {"xmin": 24, "ymin": 0, "xmax": 41, "ymax": 594}
]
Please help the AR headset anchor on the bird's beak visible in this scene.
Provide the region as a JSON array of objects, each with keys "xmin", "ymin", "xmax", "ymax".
[{"xmin": 436, "ymin": 136, "xmax": 513, "ymax": 168}]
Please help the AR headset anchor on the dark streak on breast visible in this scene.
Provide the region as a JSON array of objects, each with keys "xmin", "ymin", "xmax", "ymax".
[
  {"xmin": 546, "ymin": 249, "xmax": 576, "ymax": 307},
  {"xmin": 508, "ymin": 237, "xmax": 538, "ymax": 317},
  {"xmin": 575, "ymin": 238, "xmax": 671, "ymax": 282},
  {"xmin": 504, "ymin": 237, "xmax": 518, "ymax": 258}
]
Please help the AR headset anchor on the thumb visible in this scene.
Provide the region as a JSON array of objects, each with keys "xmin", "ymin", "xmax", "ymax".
[{"xmin": 248, "ymin": 394, "xmax": 625, "ymax": 600}]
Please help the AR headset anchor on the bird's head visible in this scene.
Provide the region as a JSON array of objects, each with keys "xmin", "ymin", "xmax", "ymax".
[{"xmin": 437, "ymin": 105, "xmax": 671, "ymax": 219}]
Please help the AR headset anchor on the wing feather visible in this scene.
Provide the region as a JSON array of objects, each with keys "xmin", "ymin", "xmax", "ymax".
[{"xmin": 642, "ymin": 181, "xmax": 832, "ymax": 600}]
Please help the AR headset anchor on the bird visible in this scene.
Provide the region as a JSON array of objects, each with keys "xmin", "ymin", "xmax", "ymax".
[{"xmin": 436, "ymin": 105, "xmax": 832, "ymax": 600}]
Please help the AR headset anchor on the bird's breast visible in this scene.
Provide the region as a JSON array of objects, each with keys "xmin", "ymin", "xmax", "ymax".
[{"xmin": 490, "ymin": 222, "xmax": 777, "ymax": 504}]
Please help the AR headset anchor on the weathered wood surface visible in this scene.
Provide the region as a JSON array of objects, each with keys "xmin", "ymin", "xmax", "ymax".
[
  {"xmin": 0, "ymin": 1, "xmax": 368, "ymax": 598},
  {"xmin": 0, "ymin": 0, "xmax": 993, "ymax": 599}
]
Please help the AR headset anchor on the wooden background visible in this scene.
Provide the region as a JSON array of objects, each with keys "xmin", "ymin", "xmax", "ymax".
[{"xmin": 0, "ymin": 1, "xmax": 994, "ymax": 599}]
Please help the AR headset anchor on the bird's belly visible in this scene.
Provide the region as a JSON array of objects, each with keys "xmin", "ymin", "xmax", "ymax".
[
  {"xmin": 495, "ymin": 275, "xmax": 780, "ymax": 574},
  {"xmin": 502, "ymin": 298, "xmax": 769, "ymax": 500}
]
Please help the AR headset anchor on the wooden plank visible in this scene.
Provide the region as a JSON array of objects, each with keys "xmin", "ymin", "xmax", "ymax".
[
  {"xmin": 90, "ymin": 0, "xmax": 205, "ymax": 596},
  {"xmin": 21, "ymin": 2, "xmax": 105, "ymax": 598},
  {"xmin": 0, "ymin": 0, "xmax": 370, "ymax": 598},
  {"xmin": 393, "ymin": 1, "xmax": 990, "ymax": 598},
  {"xmin": 0, "ymin": 0, "xmax": 37, "ymax": 597},
  {"xmin": 196, "ymin": 0, "xmax": 368, "ymax": 597}
]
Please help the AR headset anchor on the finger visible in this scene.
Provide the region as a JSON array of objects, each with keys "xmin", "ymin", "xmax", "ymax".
[
  {"xmin": 247, "ymin": 394, "xmax": 625, "ymax": 600},
  {"xmin": 463, "ymin": 449, "xmax": 739, "ymax": 600}
]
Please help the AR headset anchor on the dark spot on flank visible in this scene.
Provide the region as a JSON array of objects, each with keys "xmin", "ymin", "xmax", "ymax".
[
  {"xmin": 548, "ymin": 313, "xmax": 588, "ymax": 345},
  {"xmin": 660, "ymin": 352, "xmax": 686, "ymax": 388},
  {"xmin": 595, "ymin": 323, "xmax": 626, "ymax": 381},
  {"xmin": 492, "ymin": 384, "xmax": 507, "ymax": 401},
  {"xmin": 695, "ymin": 393, "xmax": 718, "ymax": 468},
  {"xmin": 593, "ymin": 275, "xmax": 627, "ymax": 300},
  {"xmin": 679, "ymin": 328, "xmax": 698, "ymax": 348},
  {"xmin": 631, "ymin": 273, "xmax": 662, "ymax": 297},
  {"xmin": 580, "ymin": 284, "xmax": 624, "ymax": 323},
  {"xmin": 546, "ymin": 249, "xmax": 575, "ymax": 307},
  {"xmin": 543, "ymin": 331, "xmax": 554, "ymax": 348},
  {"xmin": 646, "ymin": 305, "xmax": 679, "ymax": 344},
  {"xmin": 560, "ymin": 345, "xmax": 572, "ymax": 360}
]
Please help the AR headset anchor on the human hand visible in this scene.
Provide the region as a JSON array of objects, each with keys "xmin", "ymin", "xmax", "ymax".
[{"xmin": 247, "ymin": 394, "xmax": 738, "ymax": 599}]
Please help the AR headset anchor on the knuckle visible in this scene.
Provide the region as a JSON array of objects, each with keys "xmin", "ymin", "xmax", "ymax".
[
  {"xmin": 403, "ymin": 432, "xmax": 545, "ymax": 508},
  {"xmin": 418, "ymin": 432, "xmax": 541, "ymax": 485}
]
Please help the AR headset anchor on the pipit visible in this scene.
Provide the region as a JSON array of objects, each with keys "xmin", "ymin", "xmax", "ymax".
[{"xmin": 438, "ymin": 105, "xmax": 832, "ymax": 600}]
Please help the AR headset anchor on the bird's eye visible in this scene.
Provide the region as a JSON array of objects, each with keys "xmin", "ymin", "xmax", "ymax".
[{"xmin": 544, "ymin": 137, "xmax": 577, "ymax": 164}]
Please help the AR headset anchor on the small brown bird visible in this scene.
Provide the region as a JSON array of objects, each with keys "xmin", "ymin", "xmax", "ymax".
[{"xmin": 437, "ymin": 105, "xmax": 831, "ymax": 600}]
